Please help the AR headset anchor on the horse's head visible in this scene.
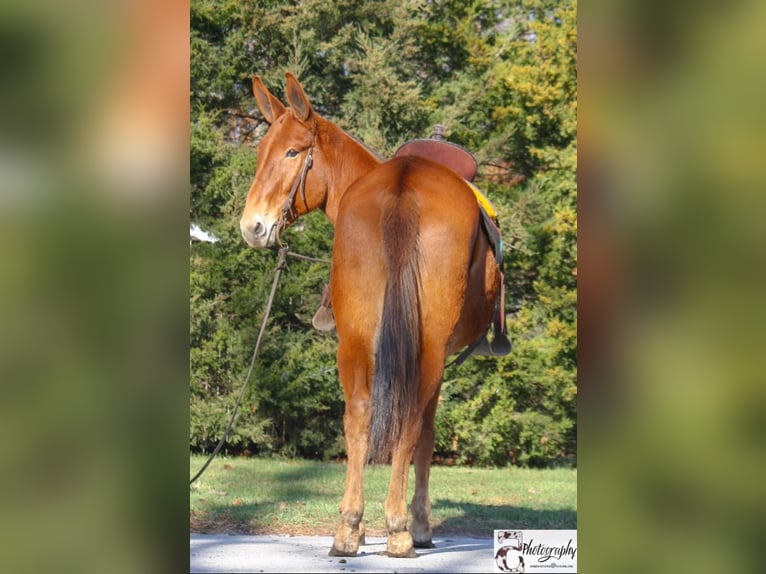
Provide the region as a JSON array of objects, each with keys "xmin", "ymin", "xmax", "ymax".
[{"xmin": 240, "ymin": 72, "xmax": 324, "ymax": 248}]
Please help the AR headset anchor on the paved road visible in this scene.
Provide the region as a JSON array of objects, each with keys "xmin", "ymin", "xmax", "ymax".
[{"xmin": 190, "ymin": 534, "xmax": 496, "ymax": 573}]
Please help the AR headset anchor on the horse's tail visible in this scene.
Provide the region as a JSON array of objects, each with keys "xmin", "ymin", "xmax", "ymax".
[{"xmin": 369, "ymin": 185, "xmax": 422, "ymax": 463}]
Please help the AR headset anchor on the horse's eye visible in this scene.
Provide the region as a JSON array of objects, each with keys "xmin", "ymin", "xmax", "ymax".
[{"xmin": 285, "ymin": 148, "xmax": 299, "ymax": 158}]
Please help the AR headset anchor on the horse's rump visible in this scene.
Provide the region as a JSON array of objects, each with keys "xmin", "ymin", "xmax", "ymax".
[{"xmin": 334, "ymin": 156, "xmax": 483, "ymax": 462}]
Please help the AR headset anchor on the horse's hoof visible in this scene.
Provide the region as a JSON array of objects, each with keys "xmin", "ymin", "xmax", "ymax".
[
  {"xmin": 330, "ymin": 523, "xmax": 362, "ymax": 556},
  {"xmin": 410, "ymin": 521, "xmax": 433, "ymax": 548},
  {"xmin": 387, "ymin": 548, "xmax": 418, "ymax": 558},
  {"xmin": 328, "ymin": 546, "xmax": 357, "ymax": 557},
  {"xmin": 386, "ymin": 531, "xmax": 417, "ymax": 558}
]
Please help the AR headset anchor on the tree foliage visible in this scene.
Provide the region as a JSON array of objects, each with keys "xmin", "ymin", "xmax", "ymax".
[{"xmin": 190, "ymin": 0, "xmax": 577, "ymax": 467}]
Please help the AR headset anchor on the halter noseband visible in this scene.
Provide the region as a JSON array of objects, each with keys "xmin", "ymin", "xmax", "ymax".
[{"xmin": 276, "ymin": 120, "xmax": 317, "ymax": 245}]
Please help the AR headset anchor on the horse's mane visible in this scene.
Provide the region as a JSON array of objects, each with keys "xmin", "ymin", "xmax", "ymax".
[{"xmin": 343, "ymin": 129, "xmax": 388, "ymax": 162}]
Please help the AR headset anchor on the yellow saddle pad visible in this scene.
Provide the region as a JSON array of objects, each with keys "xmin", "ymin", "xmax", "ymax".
[{"xmin": 466, "ymin": 181, "xmax": 497, "ymax": 219}]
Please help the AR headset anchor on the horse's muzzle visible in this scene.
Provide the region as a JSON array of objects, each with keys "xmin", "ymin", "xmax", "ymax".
[{"xmin": 240, "ymin": 217, "xmax": 276, "ymax": 248}]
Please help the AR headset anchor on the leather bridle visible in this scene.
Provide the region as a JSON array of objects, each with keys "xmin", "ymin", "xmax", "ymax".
[{"xmin": 274, "ymin": 120, "xmax": 317, "ymax": 246}]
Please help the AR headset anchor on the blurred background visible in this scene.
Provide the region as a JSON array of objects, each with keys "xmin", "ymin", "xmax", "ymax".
[
  {"xmin": 0, "ymin": 1, "xmax": 189, "ymax": 573},
  {"xmin": 579, "ymin": 0, "xmax": 766, "ymax": 572},
  {"xmin": 1, "ymin": 0, "xmax": 765, "ymax": 573}
]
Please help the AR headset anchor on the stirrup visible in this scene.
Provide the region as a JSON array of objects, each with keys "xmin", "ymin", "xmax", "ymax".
[
  {"xmin": 312, "ymin": 305, "xmax": 335, "ymax": 332},
  {"xmin": 312, "ymin": 283, "xmax": 335, "ymax": 332},
  {"xmin": 472, "ymin": 328, "xmax": 511, "ymax": 357}
]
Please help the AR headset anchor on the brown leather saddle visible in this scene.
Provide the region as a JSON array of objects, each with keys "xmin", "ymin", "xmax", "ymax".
[
  {"xmin": 313, "ymin": 127, "xmax": 511, "ymax": 359},
  {"xmin": 394, "ymin": 130, "xmax": 478, "ymax": 182}
]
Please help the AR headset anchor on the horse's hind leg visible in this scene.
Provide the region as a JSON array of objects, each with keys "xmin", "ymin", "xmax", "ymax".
[
  {"xmin": 384, "ymin": 421, "xmax": 420, "ymax": 558},
  {"xmin": 329, "ymin": 341, "xmax": 371, "ymax": 557},
  {"xmin": 384, "ymin": 359, "xmax": 445, "ymax": 557},
  {"xmin": 410, "ymin": 388, "xmax": 440, "ymax": 548}
]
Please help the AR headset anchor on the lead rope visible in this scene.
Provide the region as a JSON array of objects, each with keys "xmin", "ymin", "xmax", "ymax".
[
  {"xmin": 190, "ymin": 246, "xmax": 289, "ymax": 485},
  {"xmin": 191, "ymin": 123, "xmax": 326, "ymax": 485}
]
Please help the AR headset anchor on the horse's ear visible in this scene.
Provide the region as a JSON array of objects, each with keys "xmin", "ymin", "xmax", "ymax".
[
  {"xmin": 285, "ymin": 72, "xmax": 312, "ymax": 122},
  {"xmin": 252, "ymin": 76, "xmax": 286, "ymax": 124}
]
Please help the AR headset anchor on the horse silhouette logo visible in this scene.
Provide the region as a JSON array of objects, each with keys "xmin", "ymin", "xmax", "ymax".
[{"xmin": 495, "ymin": 530, "xmax": 525, "ymax": 572}]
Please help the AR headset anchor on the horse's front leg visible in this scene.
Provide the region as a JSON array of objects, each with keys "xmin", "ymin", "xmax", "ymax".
[
  {"xmin": 330, "ymin": 348, "xmax": 371, "ymax": 556},
  {"xmin": 410, "ymin": 389, "xmax": 440, "ymax": 548}
]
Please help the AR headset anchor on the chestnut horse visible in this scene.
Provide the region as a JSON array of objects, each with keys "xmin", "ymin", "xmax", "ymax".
[{"xmin": 240, "ymin": 73, "xmax": 502, "ymax": 557}]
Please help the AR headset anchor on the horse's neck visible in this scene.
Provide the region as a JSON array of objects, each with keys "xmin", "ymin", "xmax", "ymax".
[{"xmin": 321, "ymin": 121, "xmax": 382, "ymax": 224}]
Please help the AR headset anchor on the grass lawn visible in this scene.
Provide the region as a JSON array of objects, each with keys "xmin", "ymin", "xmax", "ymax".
[{"xmin": 190, "ymin": 455, "xmax": 576, "ymax": 537}]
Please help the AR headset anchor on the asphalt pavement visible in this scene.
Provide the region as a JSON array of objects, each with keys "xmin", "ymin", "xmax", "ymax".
[{"xmin": 190, "ymin": 534, "xmax": 497, "ymax": 573}]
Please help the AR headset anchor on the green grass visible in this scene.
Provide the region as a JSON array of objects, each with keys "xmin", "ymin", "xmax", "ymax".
[{"xmin": 190, "ymin": 455, "xmax": 576, "ymax": 536}]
